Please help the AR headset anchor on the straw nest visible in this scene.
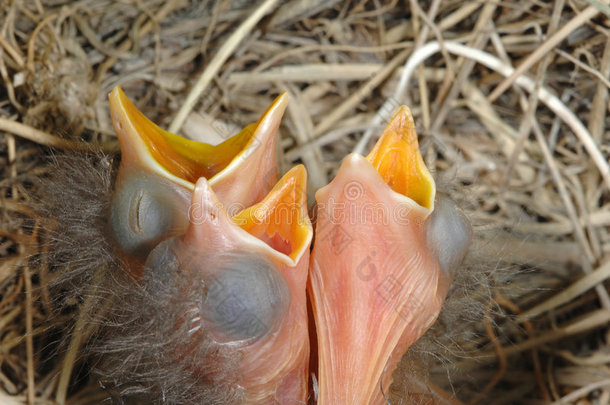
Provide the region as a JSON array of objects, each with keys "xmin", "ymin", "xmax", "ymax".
[{"xmin": 0, "ymin": 1, "xmax": 609, "ymax": 404}]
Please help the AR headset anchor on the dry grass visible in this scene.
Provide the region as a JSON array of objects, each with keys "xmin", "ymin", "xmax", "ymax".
[{"xmin": 0, "ymin": 0, "xmax": 609, "ymax": 404}]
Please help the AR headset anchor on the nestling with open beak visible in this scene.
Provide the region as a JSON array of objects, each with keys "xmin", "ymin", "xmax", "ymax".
[
  {"xmin": 39, "ymin": 87, "xmax": 315, "ymax": 404},
  {"xmin": 106, "ymin": 86, "xmax": 313, "ymax": 404},
  {"xmin": 308, "ymin": 107, "xmax": 472, "ymax": 404},
  {"xmin": 39, "ymin": 87, "xmax": 472, "ymax": 404}
]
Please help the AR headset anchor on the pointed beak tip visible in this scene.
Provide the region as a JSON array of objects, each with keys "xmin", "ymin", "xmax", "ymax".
[
  {"xmin": 108, "ymin": 86, "xmax": 136, "ymax": 135},
  {"xmin": 109, "ymin": 85, "xmax": 128, "ymax": 112},
  {"xmin": 191, "ymin": 177, "xmax": 216, "ymax": 213},
  {"xmin": 108, "ymin": 87, "xmax": 117, "ymax": 102},
  {"xmin": 291, "ymin": 164, "xmax": 307, "ymax": 183},
  {"xmin": 193, "ymin": 176, "xmax": 212, "ymax": 198},
  {"xmin": 277, "ymin": 90, "xmax": 290, "ymax": 106},
  {"xmin": 393, "ymin": 104, "xmax": 413, "ymax": 118},
  {"xmin": 312, "ymin": 153, "xmax": 365, "ymax": 204},
  {"xmin": 263, "ymin": 91, "xmax": 290, "ymax": 124},
  {"xmin": 108, "ymin": 90, "xmax": 120, "ymax": 115},
  {"xmin": 364, "ymin": 106, "xmax": 436, "ymax": 210},
  {"xmin": 109, "ymin": 84, "xmax": 122, "ymax": 97},
  {"xmin": 390, "ymin": 105, "xmax": 415, "ymax": 127},
  {"xmin": 189, "ymin": 176, "xmax": 227, "ymax": 229}
]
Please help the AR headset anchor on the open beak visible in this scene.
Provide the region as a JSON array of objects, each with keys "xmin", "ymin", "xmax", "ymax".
[
  {"xmin": 107, "ymin": 86, "xmax": 288, "ymax": 276},
  {"xmin": 308, "ymin": 107, "xmax": 472, "ymax": 404},
  {"xmin": 143, "ymin": 165, "xmax": 312, "ymax": 403}
]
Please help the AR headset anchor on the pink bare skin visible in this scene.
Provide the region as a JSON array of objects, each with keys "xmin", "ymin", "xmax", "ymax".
[{"xmin": 309, "ymin": 107, "xmax": 471, "ymax": 405}]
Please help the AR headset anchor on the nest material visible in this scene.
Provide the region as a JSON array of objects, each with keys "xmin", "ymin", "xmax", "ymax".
[{"xmin": 0, "ymin": 1, "xmax": 609, "ymax": 404}]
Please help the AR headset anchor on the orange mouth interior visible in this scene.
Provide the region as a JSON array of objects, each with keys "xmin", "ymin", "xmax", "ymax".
[
  {"xmin": 111, "ymin": 86, "xmax": 283, "ymax": 182},
  {"xmin": 366, "ymin": 106, "xmax": 435, "ymax": 209},
  {"xmin": 233, "ymin": 165, "xmax": 311, "ymax": 263}
]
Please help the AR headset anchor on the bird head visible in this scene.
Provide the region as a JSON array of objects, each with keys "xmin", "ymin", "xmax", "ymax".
[{"xmin": 107, "ymin": 87, "xmax": 288, "ymax": 277}]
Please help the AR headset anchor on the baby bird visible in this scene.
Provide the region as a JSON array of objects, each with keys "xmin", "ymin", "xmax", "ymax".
[
  {"xmin": 308, "ymin": 107, "xmax": 471, "ymax": 404},
  {"xmin": 40, "ymin": 87, "xmax": 311, "ymax": 404},
  {"xmin": 41, "ymin": 87, "xmax": 472, "ymax": 404},
  {"xmin": 105, "ymin": 86, "xmax": 312, "ymax": 404}
]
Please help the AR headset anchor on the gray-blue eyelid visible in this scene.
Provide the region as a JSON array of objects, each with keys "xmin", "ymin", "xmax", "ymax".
[
  {"xmin": 425, "ymin": 196, "xmax": 472, "ymax": 277},
  {"xmin": 201, "ymin": 253, "xmax": 290, "ymax": 343},
  {"xmin": 143, "ymin": 242, "xmax": 290, "ymax": 344},
  {"xmin": 109, "ymin": 174, "xmax": 189, "ymax": 257}
]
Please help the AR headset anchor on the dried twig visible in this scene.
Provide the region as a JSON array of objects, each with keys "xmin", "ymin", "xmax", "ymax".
[
  {"xmin": 487, "ymin": 5, "xmax": 604, "ymax": 102},
  {"xmin": 0, "ymin": 118, "xmax": 117, "ymax": 152},
  {"xmin": 169, "ymin": 0, "xmax": 281, "ymax": 133},
  {"xmin": 359, "ymin": 41, "xmax": 610, "ymax": 190}
]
